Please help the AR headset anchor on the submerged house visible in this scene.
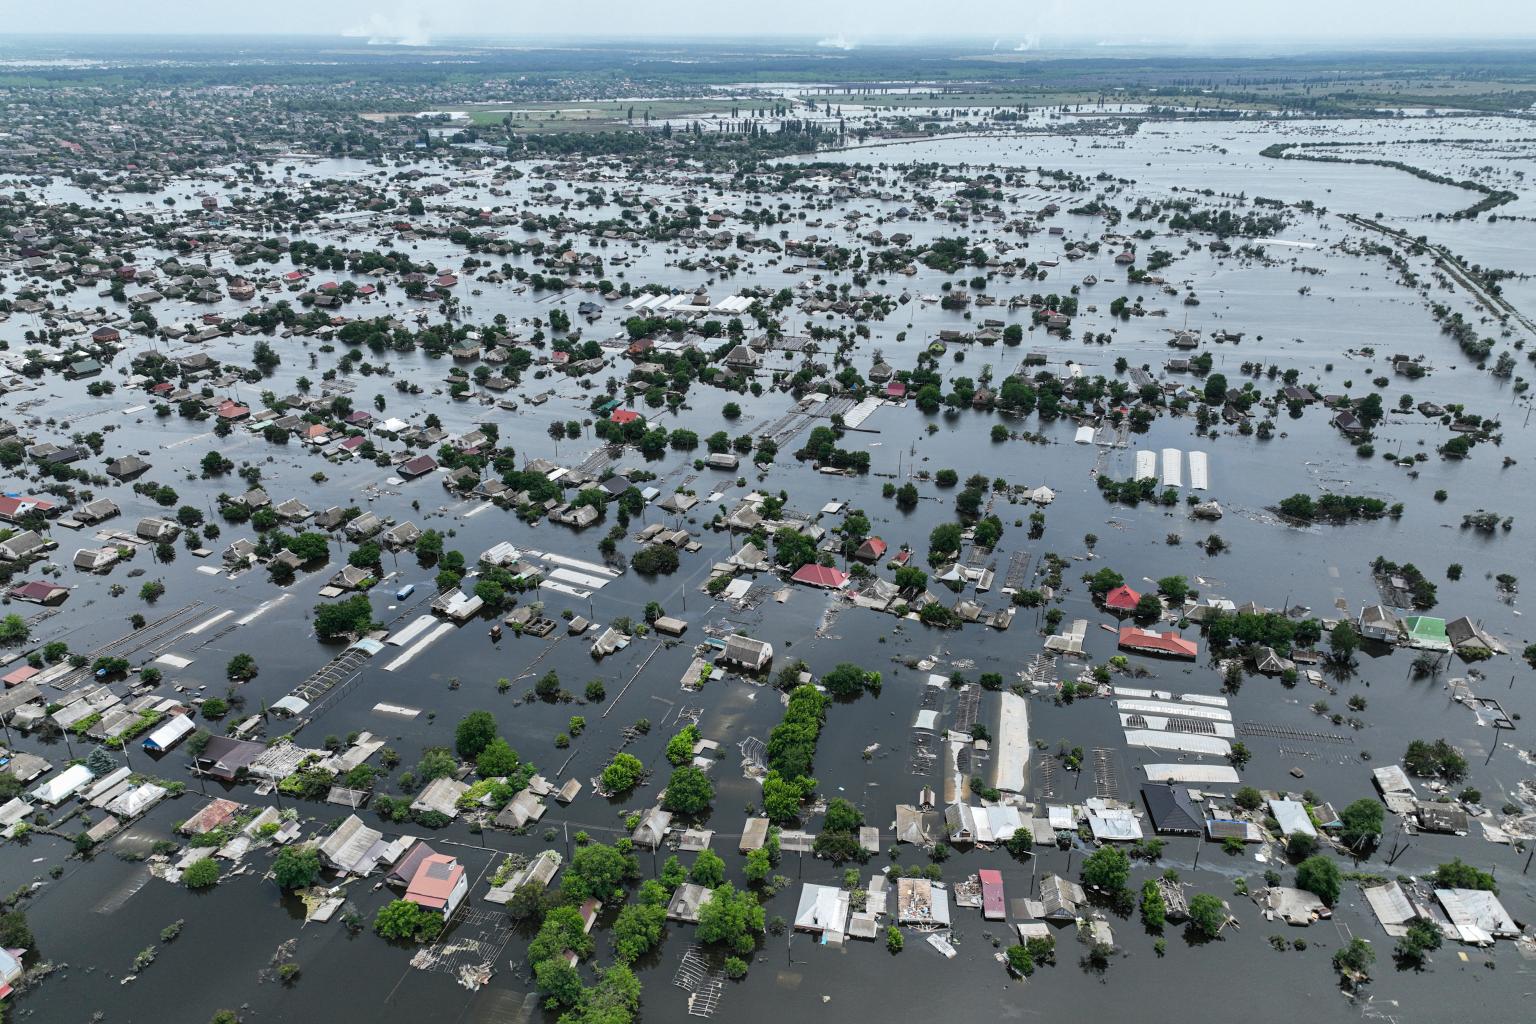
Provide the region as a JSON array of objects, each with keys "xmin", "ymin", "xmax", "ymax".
[
  {"xmin": 720, "ymin": 634, "xmax": 773, "ymax": 671},
  {"xmin": 404, "ymin": 854, "xmax": 468, "ymax": 918}
]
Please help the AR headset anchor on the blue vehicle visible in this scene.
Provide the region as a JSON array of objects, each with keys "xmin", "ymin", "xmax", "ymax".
[{"xmin": 395, "ymin": 583, "xmax": 415, "ymax": 600}]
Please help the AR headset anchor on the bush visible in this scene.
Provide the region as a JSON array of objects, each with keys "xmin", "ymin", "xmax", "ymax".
[
  {"xmin": 1403, "ymin": 738, "xmax": 1468, "ymax": 782},
  {"xmin": 1394, "ymin": 917, "xmax": 1441, "ymax": 968},
  {"xmin": 313, "ymin": 594, "xmax": 375, "ymax": 640},
  {"xmin": 225, "ymin": 653, "xmax": 258, "ymax": 680},
  {"xmin": 1433, "ymin": 858, "xmax": 1497, "ymax": 893},
  {"xmin": 631, "ymin": 544, "xmax": 680, "ymax": 575},
  {"xmin": 183, "ymin": 858, "xmax": 221, "ymax": 889},
  {"xmin": 1333, "ymin": 936, "xmax": 1376, "ymax": 980},
  {"xmin": 374, "ymin": 899, "xmax": 443, "ymax": 943}
]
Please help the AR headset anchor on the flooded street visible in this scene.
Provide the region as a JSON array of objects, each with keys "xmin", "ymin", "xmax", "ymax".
[{"xmin": 1, "ymin": 32, "xmax": 1534, "ymax": 1024}]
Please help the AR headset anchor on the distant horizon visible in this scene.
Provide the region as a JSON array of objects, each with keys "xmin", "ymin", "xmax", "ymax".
[
  {"xmin": 2, "ymin": 31, "xmax": 1535, "ymax": 47},
  {"xmin": 5, "ymin": 0, "xmax": 1536, "ymax": 50}
]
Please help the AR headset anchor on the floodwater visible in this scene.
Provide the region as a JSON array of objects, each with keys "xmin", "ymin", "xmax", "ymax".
[{"xmin": 6, "ymin": 113, "xmax": 1536, "ymax": 1023}]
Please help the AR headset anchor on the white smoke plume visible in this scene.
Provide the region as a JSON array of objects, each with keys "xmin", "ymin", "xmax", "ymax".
[{"xmin": 342, "ymin": 5, "xmax": 432, "ymax": 46}]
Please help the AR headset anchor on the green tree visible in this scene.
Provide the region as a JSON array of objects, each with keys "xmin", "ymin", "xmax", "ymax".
[
  {"xmin": 1080, "ymin": 846, "xmax": 1130, "ymax": 894},
  {"xmin": 822, "ymin": 798, "xmax": 863, "ymax": 833},
  {"xmin": 665, "ymin": 724, "xmax": 699, "ymax": 766},
  {"xmin": 1339, "ymin": 798, "xmax": 1385, "ymax": 852},
  {"xmin": 533, "ymin": 957, "xmax": 583, "ymax": 1007},
  {"xmin": 1295, "ymin": 855, "xmax": 1342, "ymax": 905},
  {"xmin": 663, "ymin": 765, "xmax": 714, "ymax": 814},
  {"xmin": 272, "ymin": 845, "xmax": 321, "ymax": 890},
  {"xmin": 454, "ymin": 710, "xmax": 498, "ymax": 760},
  {"xmin": 529, "ymin": 904, "xmax": 595, "ymax": 963},
  {"xmin": 1329, "ymin": 620, "xmax": 1359, "ymax": 659},
  {"xmin": 561, "ymin": 842, "xmax": 636, "ymax": 905},
  {"xmin": 689, "ymin": 849, "xmax": 726, "ymax": 888},
  {"xmin": 601, "ymin": 753, "xmax": 645, "ymax": 794},
  {"xmin": 612, "ymin": 901, "xmax": 667, "ymax": 963},
  {"xmin": 0, "ymin": 910, "xmax": 33, "ymax": 950},
  {"xmin": 1393, "ymin": 917, "xmax": 1441, "ymax": 969},
  {"xmin": 1433, "ymin": 858, "xmax": 1497, "ymax": 893},
  {"xmin": 0, "ymin": 614, "xmax": 30, "ymax": 645},
  {"xmin": 821, "ymin": 663, "xmax": 880, "ymax": 699},
  {"xmin": 416, "ymin": 747, "xmax": 458, "ymax": 781},
  {"xmin": 761, "ymin": 770, "xmax": 810, "ymax": 823},
  {"xmin": 313, "ymin": 595, "xmax": 374, "ymax": 640},
  {"xmin": 1140, "ymin": 879, "xmax": 1167, "ymax": 929},
  {"xmin": 476, "ymin": 737, "xmax": 519, "ymax": 778},
  {"xmin": 696, "ymin": 884, "xmax": 764, "ymax": 955},
  {"xmin": 1403, "ymin": 738, "xmax": 1468, "ymax": 783},
  {"xmin": 1187, "ymin": 893, "xmax": 1227, "ymax": 938},
  {"xmin": 744, "ymin": 847, "xmax": 773, "ymax": 884}
]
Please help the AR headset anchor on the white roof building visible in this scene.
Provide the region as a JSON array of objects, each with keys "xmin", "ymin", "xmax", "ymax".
[
  {"xmin": 30, "ymin": 763, "xmax": 94, "ymax": 805},
  {"xmin": 794, "ymin": 883, "xmax": 850, "ymax": 938}
]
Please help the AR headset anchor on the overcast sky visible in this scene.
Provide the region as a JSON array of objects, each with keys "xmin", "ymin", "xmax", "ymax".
[{"xmin": 7, "ymin": 1, "xmax": 1534, "ymax": 46}]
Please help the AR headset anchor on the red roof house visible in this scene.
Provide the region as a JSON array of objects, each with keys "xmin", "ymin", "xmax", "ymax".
[
  {"xmin": 1104, "ymin": 584, "xmax": 1141, "ymax": 612},
  {"xmin": 2, "ymin": 665, "xmax": 40, "ymax": 689},
  {"xmin": 398, "ymin": 454, "xmax": 439, "ymax": 479},
  {"xmin": 978, "ymin": 869, "xmax": 1005, "ymax": 920},
  {"xmin": 609, "ymin": 409, "xmax": 642, "ymax": 425},
  {"xmin": 404, "ymin": 854, "xmax": 467, "ymax": 917},
  {"xmin": 790, "ymin": 564, "xmax": 849, "ymax": 590},
  {"xmin": 0, "ymin": 495, "xmax": 55, "ymax": 522},
  {"xmin": 853, "ymin": 537, "xmax": 887, "ymax": 562},
  {"xmin": 1117, "ymin": 627, "xmax": 1198, "ymax": 659},
  {"xmin": 885, "ymin": 381, "xmax": 907, "ymax": 399},
  {"xmin": 6, "ymin": 581, "xmax": 66, "ymax": 606}
]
